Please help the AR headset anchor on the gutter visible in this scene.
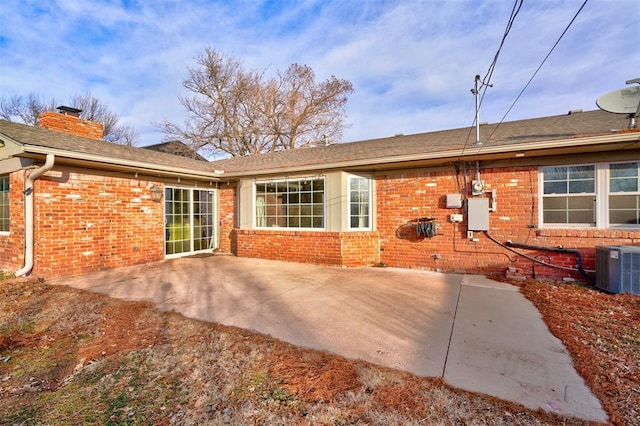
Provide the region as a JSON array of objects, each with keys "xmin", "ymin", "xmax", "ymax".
[
  {"xmin": 15, "ymin": 154, "xmax": 55, "ymax": 277},
  {"xmin": 18, "ymin": 144, "xmax": 224, "ymax": 181}
]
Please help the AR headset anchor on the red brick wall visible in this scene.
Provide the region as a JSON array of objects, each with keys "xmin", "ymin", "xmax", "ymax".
[
  {"xmin": 376, "ymin": 166, "xmax": 640, "ymax": 281},
  {"xmin": 341, "ymin": 232, "xmax": 380, "ymax": 266},
  {"xmin": 229, "ymin": 165, "xmax": 638, "ymax": 280},
  {"xmin": 39, "ymin": 111, "xmax": 104, "ymax": 140},
  {"xmin": 31, "ymin": 168, "xmax": 164, "ymax": 277},
  {"xmin": 0, "ymin": 171, "xmax": 26, "ymax": 272},
  {"xmin": 11, "ymin": 161, "xmax": 633, "ymax": 281},
  {"xmin": 217, "ymin": 185, "xmax": 237, "ymax": 254},
  {"xmin": 234, "ymin": 229, "xmax": 379, "ymax": 267}
]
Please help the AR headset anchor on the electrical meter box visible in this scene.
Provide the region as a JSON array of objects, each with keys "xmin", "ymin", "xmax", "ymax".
[{"xmin": 467, "ymin": 198, "xmax": 489, "ymax": 231}]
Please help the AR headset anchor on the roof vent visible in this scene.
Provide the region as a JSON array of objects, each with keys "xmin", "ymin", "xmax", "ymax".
[
  {"xmin": 56, "ymin": 105, "xmax": 82, "ymax": 117},
  {"xmin": 394, "ymin": 133, "xmax": 404, "ymax": 137},
  {"xmin": 567, "ymin": 109, "xmax": 583, "ymax": 115}
]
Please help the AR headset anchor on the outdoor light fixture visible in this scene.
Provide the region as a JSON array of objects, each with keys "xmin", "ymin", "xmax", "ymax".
[{"xmin": 150, "ymin": 185, "xmax": 163, "ymax": 202}]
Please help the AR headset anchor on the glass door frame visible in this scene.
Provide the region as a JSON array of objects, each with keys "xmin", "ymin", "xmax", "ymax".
[{"xmin": 164, "ymin": 186, "xmax": 218, "ymax": 258}]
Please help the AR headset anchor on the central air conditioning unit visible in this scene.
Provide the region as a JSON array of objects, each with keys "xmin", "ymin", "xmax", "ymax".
[{"xmin": 595, "ymin": 245, "xmax": 640, "ymax": 294}]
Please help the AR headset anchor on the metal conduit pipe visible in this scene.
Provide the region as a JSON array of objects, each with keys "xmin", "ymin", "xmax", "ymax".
[
  {"xmin": 484, "ymin": 231, "xmax": 581, "ymax": 273},
  {"xmin": 503, "ymin": 238, "xmax": 595, "ymax": 282},
  {"xmin": 15, "ymin": 154, "xmax": 55, "ymax": 277}
]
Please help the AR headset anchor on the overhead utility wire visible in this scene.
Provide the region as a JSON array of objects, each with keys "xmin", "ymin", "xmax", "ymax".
[
  {"xmin": 461, "ymin": 0, "xmax": 523, "ymax": 155},
  {"xmin": 485, "ymin": 0, "xmax": 589, "ymax": 143},
  {"xmin": 478, "ymin": 0, "xmax": 523, "ymax": 107}
]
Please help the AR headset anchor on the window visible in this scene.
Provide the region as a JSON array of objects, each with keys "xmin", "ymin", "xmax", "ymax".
[
  {"xmin": 609, "ymin": 162, "xmax": 640, "ymax": 226},
  {"xmin": 541, "ymin": 165, "xmax": 595, "ymax": 226},
  {"xmin": 541, "ymin": 162, "xmax": 639, "ymax": 228},
  {"xmin": 255, "ymin": 178, "xmax": 324, "ymax": 228},
  {"xmin": 349, "ymin": 176, "xmax": 371, "ymax": 229},
  {"xmin": 0, "ymin": 176, "xmax": 8, "ymax": 233}
]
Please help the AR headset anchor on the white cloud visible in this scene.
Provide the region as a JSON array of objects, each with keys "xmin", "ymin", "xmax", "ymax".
[{"xmin": 1, "ymin": 0, "xmax": 638, "ymax": 146}]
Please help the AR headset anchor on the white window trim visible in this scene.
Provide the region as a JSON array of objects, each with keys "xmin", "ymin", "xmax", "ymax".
[
  {"xmin": 347, "ymin": 175, "xmax": 372, "ymax": 231},
  {"xmin": 164, "ymin": 186, "xmax": 218, "ymax": 259},
  {"xmin": 605, "ymin": 160, "xmax": 640, "ymax": 229},
  {"xmin": 539, "ymin": 161, "xmax": 640, "ymax": 229},
  {"xmin": 254, "ymin": 177, "xmax": 326, "ymax": 231}
]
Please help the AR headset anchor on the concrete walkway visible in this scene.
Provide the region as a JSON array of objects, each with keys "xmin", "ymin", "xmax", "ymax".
[{"xmin": 48, "ymin": 255, "xmax": 608, "ymax": 423}]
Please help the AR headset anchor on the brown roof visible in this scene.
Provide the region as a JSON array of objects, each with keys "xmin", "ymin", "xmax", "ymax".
[
  {"xmin": 1, "ymin": 110, "xmax": 635, "ymax": 179},
  {"xmin": 210, "ymin": 110, "xmax": 633, "ymax": 175},
  {"xmin": 0, "ymin": 119, "xmax": 213, "ymax": 173},
  {"xmin": 144, "ymin": 140, "xmax": 208, "ymax": 162}
]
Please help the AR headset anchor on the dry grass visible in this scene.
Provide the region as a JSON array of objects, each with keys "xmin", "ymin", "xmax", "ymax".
[
  {"xmin": 0, "ymin": 276, "xmax": 635, "ymax": 425},
  {"xmin": 512, "ymin": 279, "xmax": 639, "ymax": 426}
]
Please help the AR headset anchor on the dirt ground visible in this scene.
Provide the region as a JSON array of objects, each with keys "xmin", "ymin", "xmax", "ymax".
[{"xmin": 0, "ymin": 276, "xmax": 638, "ymax": 425}]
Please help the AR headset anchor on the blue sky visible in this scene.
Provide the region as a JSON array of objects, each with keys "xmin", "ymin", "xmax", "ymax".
[{"xmin": 1, "ymin": 0, "xmax": 638, "ymax": 146}]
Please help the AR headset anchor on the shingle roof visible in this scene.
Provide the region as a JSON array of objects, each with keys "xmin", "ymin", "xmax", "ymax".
[
  {"xmin": 210, "ymin": 110, "xmax": 633, "ymax": 174},
  {"xmin": 143, "ymin": 140, "xmax": 208, "ymax": 162},
  {"xmin": 0, "ymin": 120, "xmax": 213, "ymax": 172},
  {"xmin": 1, "ymin": 110, "xmax": 635, "ymax": 179}
]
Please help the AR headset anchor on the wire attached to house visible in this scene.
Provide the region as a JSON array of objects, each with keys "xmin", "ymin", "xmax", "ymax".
[
  {"xmin": 460, "ymin": 0, "xmax": 523, "ymax": 157},
  {"xmin": 484, "ymin": 231, "xmax": 595, "ymax": 282},
  {"xmin": 485, "ymin": 0, "xmax": 590, "ymax": 144},
  {"xmin": 505, "ymin": 239, "xmax": 594, "ymax": 281},
  {"xmin": 479, "ymin": 0, "xmax": 523, "ymax": 106}
]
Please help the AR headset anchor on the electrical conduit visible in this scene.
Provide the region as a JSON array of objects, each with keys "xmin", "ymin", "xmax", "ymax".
[
  {"xmin": 15, "ymin": 154, "xmax": 55, "ymax": 277},
  {"xmin": 483, "ymin": 231, "xmax": 595, "ymax": 282}
]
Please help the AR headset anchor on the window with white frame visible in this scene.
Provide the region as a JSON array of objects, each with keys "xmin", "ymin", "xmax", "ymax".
[
  {"xmin": 0, "ymin": 176, "xmax": 9, "ymax": 233},
  {"xmin": 609, "ymin": 161, "xmax": 640, "ymax": 226},
  {"xmin": 349, "ymin": 176, "xmax": 371, "ymax": 229},
  {"xmin": 255, "ymin": 177, "xmax": 324, "ymax": 228},
  {"xmin": 540, "ymin": 161, "xmax": 639, "ymax": 228},
  {"xmin": 541, "ymin": 165, "xmax": 596, "ymax": 226}
]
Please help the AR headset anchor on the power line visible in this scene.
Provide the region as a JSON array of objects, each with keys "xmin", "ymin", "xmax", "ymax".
[
  {"xmin": 485, "ymin": 0, "xmax": 590, "ymax": 143},
  {"xmin": 461, "ymin": 0, "xmax": 524, "ymax": 156},
  {"xmin": 479, "ymin": 0, "xmax": 523, "ymax": 106}
]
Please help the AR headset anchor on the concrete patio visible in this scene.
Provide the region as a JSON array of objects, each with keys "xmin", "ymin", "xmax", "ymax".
[{"xmin": 47, "ymin": 255, "xmax": 608, "ymax": 423}]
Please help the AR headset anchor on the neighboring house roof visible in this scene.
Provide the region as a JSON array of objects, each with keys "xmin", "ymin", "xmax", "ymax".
[
  {"xmin": 0, "ymin": 120, "xmax": 219, "ymax": 180},
  {"xmin": 144, "ymin": 140, "xmax": 208, "ymax": 162},
  {"xmin": 211, "ymin": 110, "xmax": 638, "ymax": 177}
]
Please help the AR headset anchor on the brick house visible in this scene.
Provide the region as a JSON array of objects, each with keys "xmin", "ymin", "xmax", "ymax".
[{"xmin": 1, "ymin": 108, "xmax": 638, "ymax": 280}]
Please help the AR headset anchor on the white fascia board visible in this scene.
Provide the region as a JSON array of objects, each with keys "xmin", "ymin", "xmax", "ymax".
[
  {"xmin": 0, "ymin": 134, "xmax": 27, "ymax": 159},
  {"xmin": 222, "ymin": 132, "xmax": 640, "ymax": 177},
  {"xmin": 21, "ymin": 144, "xmax": 224, "ymax": 180}
]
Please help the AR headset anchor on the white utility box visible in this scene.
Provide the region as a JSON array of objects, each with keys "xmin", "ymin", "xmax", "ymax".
[
  {"xmin": 446, "ymin": 193, "xmax": 463, "ymax": 208},
  {"xmin": 467, "ymin": 198, "xmax": 489, "ymax": 231},
  {"xmin": 449, "ymin": 214, "xmax": 463, "ymax": 223}
]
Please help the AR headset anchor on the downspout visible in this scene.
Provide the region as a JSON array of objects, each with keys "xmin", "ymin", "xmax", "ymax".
[{"xmin": 15, "ymin": 154, "xmax": 55, "ymax": 277}]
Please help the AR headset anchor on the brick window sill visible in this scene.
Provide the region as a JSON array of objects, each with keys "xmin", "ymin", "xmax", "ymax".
[{"xmin": 537, "ymin": 228, "xmax": 640, "ymax": 239}]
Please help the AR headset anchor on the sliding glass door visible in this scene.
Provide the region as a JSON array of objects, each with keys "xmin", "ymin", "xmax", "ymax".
[{"xmin": 165, "ymin": 187, "xmax": 217, "ymax": 256}]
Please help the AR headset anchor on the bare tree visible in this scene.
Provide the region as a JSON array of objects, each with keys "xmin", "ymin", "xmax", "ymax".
[
  {"xmin": 273, "ymin": 63, "xmax": 352, "ymax": 150},
  {"xmin": 0, "ymin": 92, "xmax": 139, "ymax": 145},
  {"xmin": 158, "ymin": 47, "xmax": 353, "ymax": 157},
  {"xmin": 0, "ymin": 94, "xmax": 54, "ymax": 126}
]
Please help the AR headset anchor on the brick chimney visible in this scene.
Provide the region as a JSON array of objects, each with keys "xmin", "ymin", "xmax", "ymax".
[{"xmin": 38, "ymin": 106, "xmax": 104, "ymax": 140}]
